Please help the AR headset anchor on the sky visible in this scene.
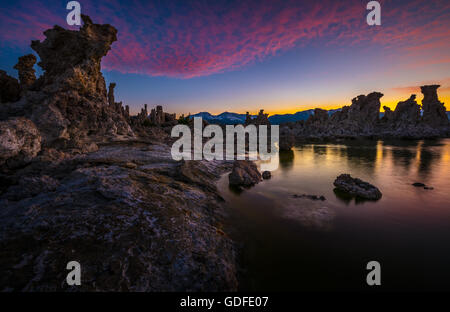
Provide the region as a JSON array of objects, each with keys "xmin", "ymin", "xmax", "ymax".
[{"xmin": 0, "ymin": 0, "xmax": 449, "ymax": 116}]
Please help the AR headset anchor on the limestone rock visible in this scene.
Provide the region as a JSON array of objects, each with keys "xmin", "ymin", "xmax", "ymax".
[
  {"xmin": 284, "ymin": 86, "xmax": 448, "ymax": 139},
  {"xmin": 0, "ymin": 117, "xmax": 41, "ymax": 167},
  {"xmin": 228, "ymin": 160, "xmax": 262, "ymax": 187},
  {"xmin": 148, "ymin": 105, "xmax": 177, "ymax": 126},
  {"xmin": 0, "ymin": 144, "xmax": 237, "ymax": 291},
  {"xmin": 331, "ymin": 92, "xmax": 383, "ymax": 135},
  {"xmin": 333, "ymin": 174, "xmax": 382, "ymax": 200},
  {"xmin": 22, "ymin": 15, "xmax": 133, "ymax": 148},
  {"xmin": 245, "ymin": 109, "xmax": 270, "ymax": 126},
  {"xmin": 390, "ymin": 95, "xmax": 421, "ymax": 126},
  {"xmin": 0, "ymin": 70, "xmax": 20, "ymax": 103},
  {"xmin": 13, "ymin": 54, "xmax": 37, "ymax": 89},
  {"xmin": 306, "ymin": 108, "xmax": 328, "ymax": 127},
  {"xmin": 279, "ymin": 126, "xmax": 295, "ymax": 151},
  {"xmin": 31, "ymin": 15, "xmax": 117, "ymax": 92},
  {"xmin": 421, "ymin": 85, "xmax": 448, "ymax": 127}
]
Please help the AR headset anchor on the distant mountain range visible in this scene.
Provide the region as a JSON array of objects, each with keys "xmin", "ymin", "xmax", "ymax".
[
  {"xmin": 268, "ymin": 109, "xmax": 341, "ymax": 124},
  {"xmin": 191, "ymin": 109, "xmax": 450, "ymax": 125},
  {"xmin": 190, "ymin": 112, "xmax": 248, "ymax": 124},
  {"xmin": 191, "ymin": 108, "xmax": 340, "ymax": 125}
]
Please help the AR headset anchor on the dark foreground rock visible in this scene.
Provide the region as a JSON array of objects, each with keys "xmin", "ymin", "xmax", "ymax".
[
  {"xmin": 0, "ymin": 142, "xmax": 237, "ymax": 291},
  {"xmin": 333, "ymin": 174, "xmax": 382, "ymax": 200},
  {"xmin": 228, "ymin": 160, "xmax": 262, "ymax": 187},
  {"xmin": 262, "ymin": 171, "xmax": 271, "ymax": 179}
]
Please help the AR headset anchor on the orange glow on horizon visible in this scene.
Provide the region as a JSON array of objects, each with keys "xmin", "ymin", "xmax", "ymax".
[
  {"xmin": 167, "ymin": 90, "xmax": 450, "ymax": 117},
  {"xmin": 250, "ymin": 94, "xmax": 450, "ymax": 116}
]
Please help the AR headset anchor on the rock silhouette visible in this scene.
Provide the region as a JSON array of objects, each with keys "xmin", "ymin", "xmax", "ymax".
[
  {"xmin": 245, "ymin": 109, "xmax": 270, "ymax": 126},
  {"xmin": 14, "ymin": 54, "xmax": 37, "ymax": 90},
  {"xmin": 421, "ymin": 85, "xmax": 448, "ymax": 127},
  {"xmin": 281, "ymin": 87, "xmax": 449, "ymax": 141},
  {"xmin": 0, "ymin": 70, "xmax": 20, "ymax": 103}
]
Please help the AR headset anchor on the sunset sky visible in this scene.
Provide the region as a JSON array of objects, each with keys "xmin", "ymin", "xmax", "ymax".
[{"xmin": 0, "ymin": 0, "xmax": 449, "ymax": 115}]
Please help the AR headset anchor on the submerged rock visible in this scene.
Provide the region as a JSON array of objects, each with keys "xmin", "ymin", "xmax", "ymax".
[
  {"xmin": 333, "ymin": 174, "xmax": 382, "ymax": 200},
  {"xmin": 262, "ymin": 170, "xmax": 271, "ymax": 179},
  {"xmin": 412, "ymin": 182, "xmax": 434, "ymax": 190},
  {"xmin": 228, "ymin": 160, "xmax": 261, "ymax": 187},
  {"xmin": 293, "ymin": 194, "xmax": 326, "ymax": 201}
]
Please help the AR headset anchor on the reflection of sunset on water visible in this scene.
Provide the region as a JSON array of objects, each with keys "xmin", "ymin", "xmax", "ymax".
[{"xmin": 219, "ymin": 139, "xmax": 450, "ymax": 290}]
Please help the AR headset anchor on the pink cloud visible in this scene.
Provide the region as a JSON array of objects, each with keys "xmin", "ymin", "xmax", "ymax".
[
  {"xmin": 1, "ymin": 0, "xmax": 449, "ymax": 78},
  {"xmin": 391, "ymin": 77, "xmax": 450, "ymax": 94}
]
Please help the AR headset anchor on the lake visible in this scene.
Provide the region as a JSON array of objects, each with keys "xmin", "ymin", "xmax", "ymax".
[{"xmin": 218, "ymin": 139, "xmax": 450, "ymax": 291}]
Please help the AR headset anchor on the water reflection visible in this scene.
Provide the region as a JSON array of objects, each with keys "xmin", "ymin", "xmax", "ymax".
[
  {"xmin": 291, "ymin": 139, "xmax": 446, "ymax": 186},
  {"xmin": 226, "ymin": 138, "xmax": 450, "ymax": 229},
  {"xmin": 417, "ymin": 149, "xmax": 435, "ymax": 179},
  {"xmin": 278, "ymin": 150, "xmax": 294, "ymax": 170},
  {"xmin": 220, "ymin": 138, "xmax": 450, "ymax": 291},
  {"xmin": 333, "ymin": 187, "xmax": 380, "ymax": 205},
  {"xmin": 332, "ymin": 188, "xmax": 352, "ymax": 205},
  {"xmin": 391, "ymin": 148, "xmax": 415, "ymax": 172}
]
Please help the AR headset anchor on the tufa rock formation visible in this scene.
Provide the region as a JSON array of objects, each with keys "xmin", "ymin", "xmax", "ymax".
[
  {"xmin": 328, "ymin": 92, "xmax": 383, "ymax": 136},
  {"xmin": 280, "ymin": 87, "xmax": 448, "ymax": 141},
  {"xmin": 28, "ymin": 14, "xmax": 133, "ymax": 147},
  {"xmin": 379, "ymin": 94, "xmax": 422, "ymax": 137},
  {"xmin": 0, "ymin": 15, "xmax": 152, "ymax": 167},
  {"xmin": 149, "ymin": 105, "xmax": 177, "ymax": 125},
  {"xmin": 421, "ymin": 85, "xmax": 448, "ymax": 127},
  {"xmin": 245, "ymin": 109, "xmax": 270, "ymax": 126},
  {"xmin": 0, "ymin": 70, "xmax": 20, "ymax": 103},
  {"xmin": 13, "ymin": 54, "xmax": 37, "ymax": 90}
]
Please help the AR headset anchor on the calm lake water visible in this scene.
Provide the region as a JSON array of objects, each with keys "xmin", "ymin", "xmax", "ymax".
[{"xmin": 218, "ymin": 139, "xmax": 450, "ymax": 291}]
